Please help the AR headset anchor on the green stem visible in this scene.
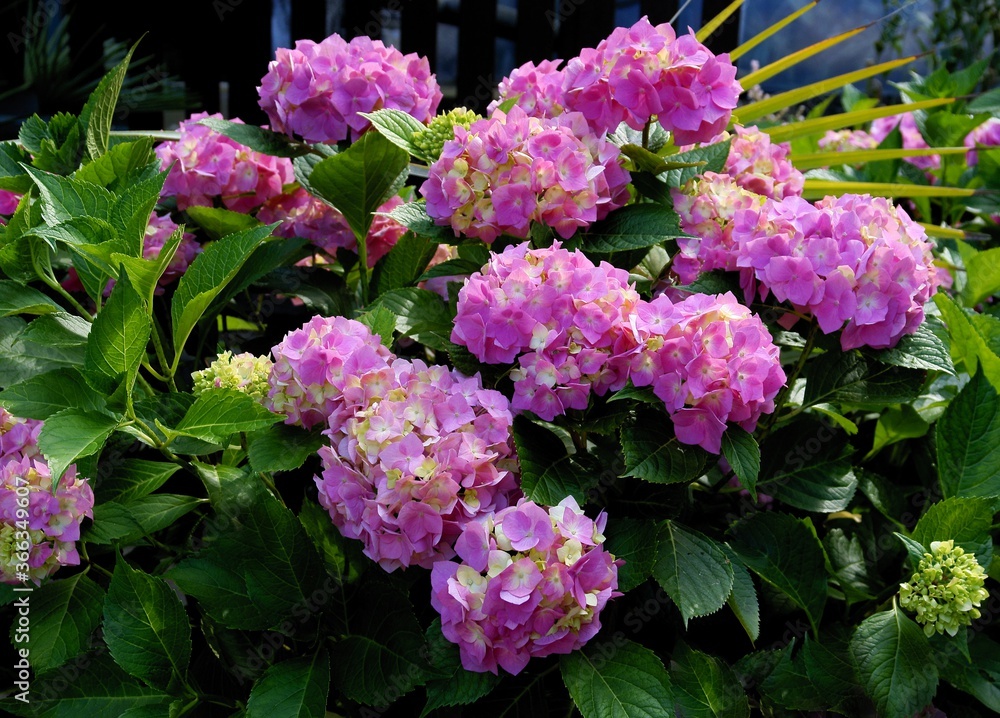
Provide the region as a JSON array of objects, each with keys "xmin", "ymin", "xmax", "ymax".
[
  {"xmin": 357, "ymin": 231, "xmax": 370, "ymax": 305},
  {"xmin": 757, "ymin": 320, "xmax": 819, "ymax": 441},
  {"xmin": 149, "ymin": 320, "xmax": 177, "ymax": 390},
  {"xmin": 38, "ymin": 272, "xmax": 93, "ymax": 321}
]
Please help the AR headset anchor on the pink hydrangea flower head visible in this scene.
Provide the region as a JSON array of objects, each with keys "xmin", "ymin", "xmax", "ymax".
[
  {"xmin": 144, "ymin": 213, "xmax": 201, "ymax": 288},
  {"xmin": 258, "ymin": 33, "xmax": 442, "ymax": 144},
  {"xmin": 419, "ymin": 244, "xmax": 463, "ymax": 299},
  {"xmin": 156, "ymin": 112, "xmax": 295, "ymax": 212},
  {"xmin": 366, "ymin": 195, "xmax": 408, "ymax": 266},
  {"xmin": 258, "ymin": 187, "xmax": 355, "ymax": 254},
  {"xmin": 964, "ymin": 117, "xmax": 1000, "ymax": 166},
  {"xmin": 431, "ymin": 496, "xmax": 620, "ymax": 674},
  {"xmin": 629, "ymin": 293, "xmax": 785, "ymax": 452},
  {"xmin": 870, "ymin": 113, "xmax": 940, "ymax": 171},
  {"xmin": 316, "ymin": 358, "xmax": 520, "ymax": 571},
  {"xmin": 421, "ymin": 106, "xmax": 630, "ymax": 242},
  {"xmin": 733, "ymin": 193, "xmax": 939, "ymax": 350},
  {"xmin": 0, "ymin": 408, "xmax": 42, "ymax": 464},
  {"xmin": 489, "ymin": 59, "xmax": 567, "ymax": 119},
  {"xmin": 0, "ymin": 425, "xmax": 95, "ymax": 585},
  {"xmin": 562, "ymin": 17, "xmax": 741, "ymax": 143},
  {"xmin": 818, "ymin": 129, "xmax": 879, "ymax": 153},
  {"xmin": 452, "ymin": 242, "xmax": 641, "ymax": 418},
  {"xmin": 0, "ymin": 190, "xmax": 21, "ymax": 221},
  {"xmin": 267, "ymin": 315, "xmax": 395, "ymax": 429},
  {"xmin": 725, "ymin": 125, "xmax": 803, "ymax": 199},
  {"xmin": 670, "ymin": 172, "xmax": 764, "ymax": 284}
]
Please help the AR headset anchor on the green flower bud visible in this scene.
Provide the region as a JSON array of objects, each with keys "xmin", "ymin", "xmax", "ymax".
[
  {"xmin": 899, "ymin": 539, "xmax": 990, "ymax": 637},
  {"xmin": 413, "ymin": 107, "xmax": 482, "ymax": 162},
  {"xmin": 191, "ymin": 351, "xmax": 273, "ymax": 402}
]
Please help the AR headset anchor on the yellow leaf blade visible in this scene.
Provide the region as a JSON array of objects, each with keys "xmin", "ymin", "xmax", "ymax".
[
  {"xmin": 695, "ymin": 0, "xmax": 744, "ymax": 43},
  {"xmin": 791, "ymin": 147, "xmax": 969, "ymax": 171},
  {"xmin": 730, "ymin": 1, "xmax": 819, "ymax": 62},
  {"xmin": 801, "ymin": 180, "xmax": 977, "ymax": 199},
  {"xmin": 759, "ymin": 98, "xmax": 955, "ymax": 143},
  {"xmin": 740, "ymin": 22, "xmax": 874, "ymax": 88},
  {"xmin": 919, "ymin": 223, "xmax": 968, "ymax": 240}
]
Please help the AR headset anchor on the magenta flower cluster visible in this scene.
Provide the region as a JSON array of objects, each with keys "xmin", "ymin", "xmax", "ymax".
[
  {"xmin": 452, "ymin": 243, "xmax": 785, "ymax": 451},
  {"xmin": 626, "ymin": 293, "xmax": 786, "ymax": 453},
  {"xmin": 258, "ymin": 33, "xmax": 442, "ymax": 144},
  {"xmin": 492, "ymin": 17, "xmax": 740, "ymax": 144},
  {"xmin": 156, "ymin": 112, "xmax": 294, "ymax": 213},
  {"xmin": 964, "ymin": 117, "xmax": 1000, "ymax": 166},
  {"xmin": 0, "ymin": 190, "xmax": 21, "ymax": 222},
  {"xmin": 0, "ymin": 408, "xmax": 94, "ymax": 585},
  {"xmin": 818, "ymin": 129, "xmax": 879, "ymax": 153},
  {"xmin": 317, "ymin": 357, "xmax": 519, "ymax": 571},
  {"xmin": 733, "ymin": 194, "xmax": 939, "ymax": 350},
  {"xmin": 452, "ymin": 242, "xmax": 641, "ymax": 420},
  {"xmin": 724, "ymin": 125, "xmax": 803, "ymax": 200},
  {"xmin": 421, "ymin": 106, "xmax": 630, "ymax": 243},
  {"xmin": 145, "ymin": 212, "xmax": 201, "ymax": 288},
  {"xmin": 870, "ymin": 113, "xmax": 940, "ymax": 172},
  {"xmin": 431, "ymin": 496, "xmax": 619, "ymax": 675}
]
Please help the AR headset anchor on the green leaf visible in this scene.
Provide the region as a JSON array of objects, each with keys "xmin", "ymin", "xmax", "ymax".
[
  {"xmin": 895, "ymin": 532, "xmax": 929, "ymax": 570},
  {"xmin": 653, "ymin": 521, "xmax": 734, "ymax": 625},
  {"xmin": 421, "ymin": 619, "xmax": 499, "ymax": 717},
  {"xmin": 80, "ymin": 40, "xmax": 137, "ymax": 159},
  {"xmin": 758, "ymin": 642, "xmax": 824, "ymax": 711},
  {"xmin": 803, "ymin": 350, "xmax": 925, "ymax": 410},
  {"xmin": 937, "ymin": 371, "xmax": 1000, "ymax": 498},
  {"xmin": 96, "ymin": 459, "xmax": 181, "ymax": 504},
  {"xmin": 372, "ymin": 232, "xmax": 437, "ymax": 295},
  {"xmin": 24, "ymin": 167, "xmax": 115, "ymax": 226},
  {"xmin": 911, "ymin": 496, "xmax": 996, "ymax": 564},
  {"xmin": 310, "ymin": 131, "xmax": 409, "ymax": 240},
  {"xmin": 824, "ymin": 528, "xmax": 875, "ymax": 602},
  {"xmin": 298, "ymin": 498, "xmax": 366, "ymax": 585},
  {"xmin": 245, "ymin": 648, "xmax": 330, "ymax": 718},
  {"xmin": 728, "ymin": 512, "xmax": 828, "ymax": 635},
  {"xmin": 37, "ymin": 408, "xmax": 120, "ymax": 486},
  {"xmin": 866, "ymin": 404, "xmax": 930, "ymax": 460},
  {"xmin": 962, "ymin": 245, "xmax": 1000, "ymax": 309},
  {"xmin": 356, "ymin": 304, "xmax": 397, "ymax": 347},
  {"xmin": 19, "ymin": 313, "xmax": 90, "ymax": 347},
  {"xmin": 196, "ymin": 117, "xmax": 309, "ymax": 157},
  {"xmin": 26, "ymin": 574, "xmax": 105, "ymax": 674},
  {"xmin": 165, "ymin": 556, "xmax": 267, "ymax": 630},
  {"xmin": 417, "ymin": 257, "xmax": 483, "ymax": 282},
  {"xmin": 0, "ymin": 368, "xmax": 106, "ymax": 419},
  {"xmin": 721, "ymin": 428, "xmax": 759, "ymax": 498},
  {"xmin": 2, "ymin": 652, "xmax": 173, "ymax": 718},
  {"xmin": 184, "ymin": 204, "xmax": 264, "ymax": 240},
  {"xmin": 850, "ymin": 605, "xmax": 937, "ymax": 718},
  {"xmin": 103, "ymin": 557, "xmax": 192, "ymax": 690},
  {"xmin": 247, "ymin": 423, "xmax": 325, "ymax": 474},
  {"xmin": 934, "ymin": 292, "xmax": 1000, "ymax": 386},
  {"xmin": 175, "ymin": 389, "xmax": 279, "ymax": 444},
  {"xmin": 939, "ymin": 635, "xmax": 1000, "ymax": 713},
  {"xmin": 578, "ymin": 204, "xmax": 687, "ymax": 255},
  {"xmin": 361, "ymin": 108, "xmax": 429, "ymax": 158},
  {"xmin": 801, "ymin": 636, "xmax": 862, "ymax": 710},
  {"xmin": 560, "ymin": 638, "xmax": 675, "ymax": 718},
  {"xmin": 84, "ymin": 269, "xmax": 151, "ymax": 394},
  {"xmin": 722, "ymin": 545, "xmax": 759, "ymax": 643},
  {"xmin": 604, "ymin": 517, "xmax": 659, "ymax": 593},
  {"xmin": 388, "ymin": 201, "xmax": 456, "ymax": 241},
  {"xmin": 86, "ymin": 494, "xmax": 204, "ymax": 544},
  {"xmin": 0, "ymin": 316, "xmax": 86, "ymax": 387},
  {"xmin": 660, "ymin": 140, "xmax": 731, "ymax": 188},
  {"xmin": 332, "ymin": 581, "xmax": 430, "ymax": 706},
  {"xmin": 759, "ymin": 443, "xmax": 858, "ymax": 513},
  {"xmin": 371, "ymin": 287, "xmax": 450, "ymax": 339},
  {"xmin": 513, "ymin": 416, "xmax": 598, "ymax": 505},
  {"xmin": 874, "ymin": 320, "xmax": 954, "ymax": 374},
  {"xmin": 112, "ymin": 230, "xmax": 185, "ymax": 309},
  {"xmin": 669, "ymin": 642, "xmax": 749, "ymax": 718},
  {"xmin": 170, "ymin": 224, "xmax": 276, "ymax": 356},
  {"xmin": 73, "ymin": 137, "xmax": 156, "ymax": 188},
  {"xmin": 620, "ymin": 422, "xmax": 711, "ymax": 484},
  {"xmin": 0, "ymin": 280, "xmax": 62, "ymax": 316}
]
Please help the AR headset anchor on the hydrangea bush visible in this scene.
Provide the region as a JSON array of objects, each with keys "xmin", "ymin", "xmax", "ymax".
[{"xmin": 1, "ymin": 10, "xmax": 999, "ymax": 718}]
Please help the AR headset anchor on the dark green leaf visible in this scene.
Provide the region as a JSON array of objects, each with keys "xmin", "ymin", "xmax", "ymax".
[
  {"xmin": 80, "ymin": 40, "xmax": 137, "ymax": 159},
  {"xmin": 722, "ymin": 545, "xmax": 759, "ymax": 643},
  {"xmin": 18, "ymin": 313, "xmax": 90, "ymax": 347},
  {"xmin": 387, "ymin": 201, "xmax": 456, "ymax": 241},
  {"xmin": 661, "ymin": 140, "xmax": 731, "ymax": 188},
  {"xmin": 184, "ymin": 205, "xmax": 263, "ymax": 241},
  {"xmin": 620, "ymin": 422, "xmax": 711, "ymax": 484},
  {"xmin": 165, "ymin": 556, "xmax": 268, "ymax": 630},
  {"xmin": 653, "ymin": 521, "xmax": 734, "ymax": 625},
  {"xmin": 26, "ymin": 574, "xmax": 104, "ymax": 674},
  {"xmin": 245, "ymin": 648, "xmax": 330, "ymax": 718},
  {"xmin": 760, "ymin": 444, "xmax": 858, "ymax": 513},
  {"xmin": 372, "ymin": 233, "xmax": 437, "ymax": 295},
  {"xmin": 247, "ymin": 423, "xmax": 325, "ymax": 474},
  {"xmin": 513, "ymin": 416, "xmax": 599, "ymax": 505},
  {"xmin": 937, "ymin": 371, "xmax": 1000, "ymax": 497},
  {"xmin": 804, "ymin": 350, "xmax": 925, "ymax": 410},
  {"xmin": 332, "ymin": 581, "xmax": 430, "ymax": 706},
  {"xmin": 824, "ymin": 528, "xmax": 875, "ymax": 602},
  {"xmin": 421, "ymin": 619, "xmax": 499, "ymax": 717},
  {"xmin": 579, "ymin": 204, "xmax": 687, "ymax": 254},
  {"xmin": 0, "ymin": 368, "xmax": 105, "ymax": 419},
  {"xmin": 0, "ymin": 280, "xmax": 62, "ymax": 317},
  {"xmin": 911, "ymin": 496, "xmax": 996, "ymax": 565},
  {"xmin": 356, "ymin": 305, "xmax": 397, "ymax": 347},
  {"xmin": 728, "ymin": 512, "xmax": 828, "ymax": 634},
  {"xmin": 801, "ymin": 636, "xmax": 862, "ymax": 711},
  {"xmin": 96, "ymin": 459, "xmax": 182, "ymax": 504},
  {"xmin": 758, "ymin": 642, "xmax": 824, "ymax": 711},
  {"xmin": 934, "ymin": 292, "xmax": 1000, "ymax": 386},
  {"xmin": 604, "ymin": 517, "xmax": 659, "ymax": 592},
  {"xmin": 310, "ymin": 131, "xmax": 409, "ymax": 240},
  {"xmin": 174, "ymin": 388, "xmax": 279, "ymax": 444},
  {"xmin": 24, "ymin": 167, "xmax": 115, "ymax": 226},
  {"xmin": 86, "ymin": 494, "xmax": 204, "ymax": 544},
  {"xmin": 721, "ymin": 428, "xmax": 759, "ymax": 498},
  {"xmin": 0, "ymin": 316, "xmax": 86, "ymax": 386},
  {"xmin": 361, "ymin": 108, "xmax": 429, "ymax": 158},
  {"xmin": 103, "ymin": 557, "xmax": 192, "ymax": 690},
  {"xmin": 417, "ymin": 257, "xmax": 484, "ymax": 281},
  {"xmin": 37, "ymin": 408, "xmax": 120, "ymax": 486},
  {"xmin": 560, "ymin": 638, "xmax": 675, "ymax": 718},
  {"xmin": 670, "ymin": 642, "xmax": 749, "ymax": 718},
  {"xmin": 73, "ymin": 137, "xmax": 156, "ymax": 189},
  {"xmin": 850, "ymin": 605, "xmax": 937, "ymax": 718},
  {"xmin": 874, "ymin": 319, "xmax": 954, "ymax": 374},
  {"xmin": 197, "ymin": 117, "xmax": 309, "ymax": 157},
  {"xmin": 84, "ymin": 270, "xmax": 150, "ymax": 394}
]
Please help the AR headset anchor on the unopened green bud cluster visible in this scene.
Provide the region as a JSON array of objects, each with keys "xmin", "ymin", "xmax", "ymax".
[
  {"xmin": 192, "ymin": 351, "xmax": 273, "ymax": 402},
  {"xmin": 413, "ymin": 108, "xmax": 481, "ymax": 162},
  {"xmin": 899, "ymin": 540, "xmax": 990, "ymax": 637}
]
